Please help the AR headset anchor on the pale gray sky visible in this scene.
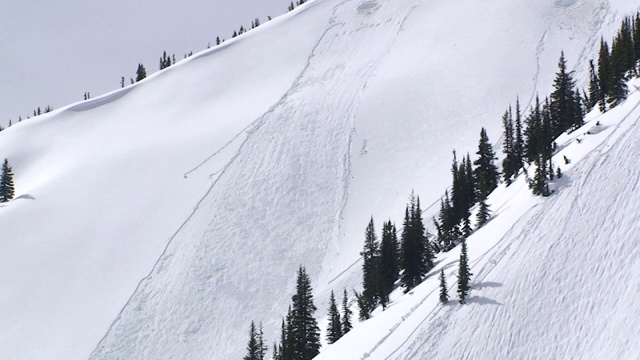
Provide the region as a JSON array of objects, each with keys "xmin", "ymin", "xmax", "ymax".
[{"xmin": 0, "ymin": 0, "xmax": 290, "ymax": 125}]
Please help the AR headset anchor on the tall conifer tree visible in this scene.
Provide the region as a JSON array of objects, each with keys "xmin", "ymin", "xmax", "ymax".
[
  {"xmin": 326, "ymin": 291, "xmax": 342, "ymax": 344},
  {"xmin": 290, "ymin": 266, "xmax": 321, "ymax": 360},
  {"xmin": 457, "ymin": 240, "xmax": 472, "ymax": 304},
  {"xmin": 341, "ymin": 289, "xmax": 352, "ymax": 335},
  {"xmin": 439, "ymin": 269, "xmax": 449, "ymax": 304},
  {"xmin": 379, "ymin": 220, "xmax": 399, "ymax": 305},
  {"xmin": 243, "ymin": 321, "xmax": 260, "ymax": 360},
  {"xmin": 473, "ymin": 128, "xmax": 499, "ymax": 200},
  {"xmin": 361, "ymin": 217, "xmax": 380, "ymax": 312}
]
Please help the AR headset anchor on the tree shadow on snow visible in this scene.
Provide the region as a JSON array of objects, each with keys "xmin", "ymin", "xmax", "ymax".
[
  {"xmin": 466, "ymin": 296, "xmax": 503, "ymax": 306},
  {"xmin": 473, "ymin": 281, "xmax": 503, "ymax": 289}
]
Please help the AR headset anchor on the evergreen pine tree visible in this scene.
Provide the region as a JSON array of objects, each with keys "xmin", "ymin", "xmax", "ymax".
[
  {"xmin": 360, "ymin": 217, "xmax": 379, "ymax": 312},
  {"xmin": 473, "ymin": 128, "xmax": 499, "ymax": 200},
  {"xmin": 475, "ymin": 199, "xmax": 491, "ymax": 228},
  {"xmin": 136, "ymin": 63, "xmax": 147, "ymax": 82},
  {"xmin": 524, "ymin": 97, "xmax": 542, "ymax": 163},
  {"xmin": 501, "ymin": 107, "xmax": 516, "ymax": 184},
  {"xmin": 278, "ymin": 308, "xmax": 295, "ymax": 360},
  {"xmin": 598, "ymin": 39, "xmax": 611, "ymax": 112},
  {"xmin": 609, "ymin": 29, "xmax": 630, "ymax": 107},
  {"xmin": 326, "ymin": 291, "xmax": 342, "ymax": 344},
  {"xmin": 379, "ymin": 220, "xmax": 399, "ymax": 307},
  {"xmin": 413, "ymin": 197, "xmax": 433, "ymax": 275},
  {"xmin": 354, "ymin": 290, "xmax": 370, "ymax": 321},
  {"xmin": 341, "ymin": 289, "xmax": 352, "ymax": 335},
  {"xmin": 550, "ymin": 51, "xmax": 579, "ymax": 135},
  {"xmin": 290, "ymin": 266, "xmax": 321, "ymax": 360},
  {"xmin": 514, "ymin": 98, "xmax": 525, "ymax": 171},
  {"xmin": 465, "ymin": 153, "xmax": 476, "ymax": 208},
  {"xmin": 529, "ymin": 155, "xmax": 551, "ymax": 196},
  {"xmin": 0, "ymin": 158, "xmax": 15, "ymax": 202},
  {"xmin": 244, "ymin": 321, "xmax": 260, "ymax": 360},
  {"xmin": 588, "ymin": 59, "xmax": 601, "ymax": 110},
  {"xmin": 457, "ymin": 240, "xmax": 472, "ymax": 304},
  {"xmin": 439, "ymin": 269, "xmax": 449, "ymax": 304},
  {"xmin": 257, "ymin": 323, "xmax": 267, "ymax": 360}
]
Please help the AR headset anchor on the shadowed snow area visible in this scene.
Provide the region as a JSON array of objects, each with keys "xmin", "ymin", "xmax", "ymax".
[{"xmin": 0, "ymin": 0, "xmax": 638, "ymax": 359}]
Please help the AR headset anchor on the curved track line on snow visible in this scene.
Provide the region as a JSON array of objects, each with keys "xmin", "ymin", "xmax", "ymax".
[
  {"xmin": 91, "ymin": 6, "xmax": 352, "ymax": 354},
  {"xmin": 378, "ymin": 87, "xmax": 640, "ymax": 360}
]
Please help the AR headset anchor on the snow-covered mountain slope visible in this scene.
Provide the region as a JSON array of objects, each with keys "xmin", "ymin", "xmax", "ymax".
[
  {"xmin": 0, "ymin": 0, "xmax": 638, "ymax": 359},
  {"xmin": 318, "ymin": 80, "xmax": 640, "ymax": 360}
]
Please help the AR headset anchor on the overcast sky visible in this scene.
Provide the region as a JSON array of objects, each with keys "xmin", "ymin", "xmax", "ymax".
[{"xmin": 0, "ymin": 0, "xmax": 290, "ymax": 126}]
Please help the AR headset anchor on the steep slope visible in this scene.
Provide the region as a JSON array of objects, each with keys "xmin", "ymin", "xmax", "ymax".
[
  {"xmin": 0, "ymin": 0, "xmax": 637, "ymax": 359},
  {"xmin": 318, "ymin": 80, "xmax": 640, "ymax": 360}
]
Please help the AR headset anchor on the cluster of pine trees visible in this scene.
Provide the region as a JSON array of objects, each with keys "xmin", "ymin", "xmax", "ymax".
[
  {"xmin": 590, "ymin": 14, "xmax": 640, "ymax": 112},
  {"xmin": 354, "ymin": 194, "xmax": 436, "ymax": 319},
  {"xmin": 288, "ymin": 0, "xmax": 307, "ymax": 12},
  {"xmin": 0, "ymin": 159, "xmax": 15, "ymax": 202},
  {"xmin": 4, "ymin": 105, "xmax": 54, "ymax": 130},
  {"xmin": 437, "ymin": 239, "xmax": 473, "ymax": 304},
  {"xmin": 240, "ymin": 11, "xmax": 640, "ymax": 360},
  {"xmin": 159, "ymin": 51, "xmax": 176, "ymax": 70},
  {"xmin": 244, "ymin": 267, "xmax": 354, "ymax": 360},
  {"xmin": 432, "ymin": 128, "xmax": 498, "ymax": 255}
]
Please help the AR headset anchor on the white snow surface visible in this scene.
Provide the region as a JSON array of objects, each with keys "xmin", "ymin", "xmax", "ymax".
[
  {"xmin": 0, "ymin": 0, "xmax": 638, "ymax": 359},
  {"xmin": 317, "ymin": 80, "xmax": 640, "ymax": 360}
]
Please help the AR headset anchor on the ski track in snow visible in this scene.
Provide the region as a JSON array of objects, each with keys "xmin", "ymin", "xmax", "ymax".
[
  {"xmin": 90, "ymin": 0, "xmax": 421, "ymax": 358},
  {"xmin": 386, "ymin": 88, "xmax": 640, "ymax": 360}
]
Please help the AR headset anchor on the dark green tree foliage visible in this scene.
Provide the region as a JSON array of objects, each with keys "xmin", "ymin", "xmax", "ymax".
[
  {"xmin": 434, "ymin": 191, "xmax": 456, "ymax": 251},
  {"xmin": 529, "ymin": 155, "xmax": 551, "ymax": 196},
  {"xmin": 475, "ymin": 198, "xmax": 491, "ymax": 228},
  {"xmin": 464, "ymin": 154, "xmax": 476, "ymax": 207},
  {"xmin": 0, "ymin": 159, "xmax": 15, "ymax": 202},
  {"xmin": 550, "ymin": 52, "xmax": 581, "ymax": 134},
  {"xmin": 400, "ymin": 195, "xmax": 433, "ymax": 292},
  {"xmin": 524, "ymin": 97, "xmax": 542, "ymax": 163},
  {"xmin": 341, "ymin": 289, "xmax": 352, "ymax": 334},
  {"xmin": 457, "ymin": 240, "xmax": 472, "ymax": 304},
  {"xmin": 290, "ymin": 266, "xmax": 321, "ymax": 360},
  {"xmin": 244, "ymin": 321, "xmax": 260, "ymax": 360},
  {"xmin": 588, "ymin": 59, "xmax": 601, "ymax": 110},
  {"xmin": 541, "ymin": 98, "xmax": 554, "ymax": 160},
  {"xmin": 634, "ymin": 14, "xmax": 640, "ymax": 62},
  {"xmin": 159, "ymin": 51, "xmax": 172, "ymax": 70},
  {"xmin": 361, "ymin": 217, "xmax": 380, "ymax": 313},
  {"xmin": 513, "ymin": 99, "xmax": 524, "ymax": 171},
  {"xmin": 355, "ymin": 290, "xmax": 370, "ymax": 321},
  {"xmin": 473, "ymin": 128, "xmax": 499, "ymax": 200},
  {"xmin": 598, "ymin": 39, "xmax": 611, "ymax": 112},
  {"xmin": 326, "ymin": 291, "xmax": 342, "ymax": 344},
  {"xmin": 135, "ymin": 63, "xmax": 146, "ymax": 82},
  {"xmin": 414, "ymin": 197, "xmax": 434, "ymax": 276},
  {"xmin": 276, "ymin": 307, "xmax": 295, "ymax": 360},
  {"xmin": 450, "ymin": 152, "xmax": 475, "ymax": 226},
  {"xmin": 501, "ymin": 107, "xmax": 517, "ymax": 184},
  {"xmin": 258, "ymin": 323, "xmax": 267, "ymax": 360},
  {"xmin": 244, "ymin": 321, "xmax": 267, "ymax": 360},
  {"xmin": 608, "ymin": 20, "xmax": 631, "ymax": 107},
  {"xmin": 379, "ymin": 220, "xmax": 399, "ymax": 307},
  {"xmin": 439, "ymin": 269, "xmax": 448, "ymax": 304}
]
